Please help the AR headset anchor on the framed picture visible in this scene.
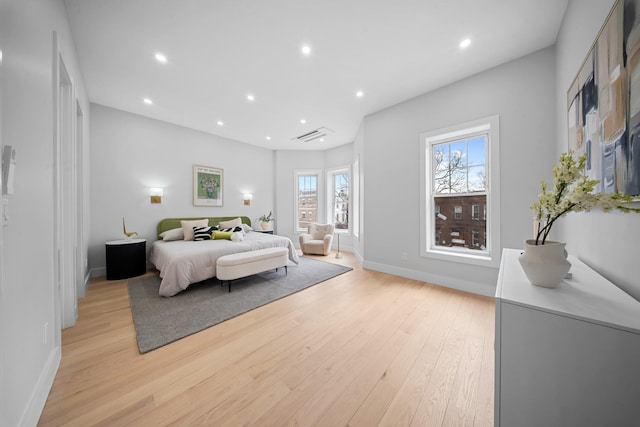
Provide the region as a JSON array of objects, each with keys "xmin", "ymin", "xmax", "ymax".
[
  {"xmin": 567, "ymin": 0, "xmax": 640, "ymax": 196},
  {"xmin": 193, "ymin": 164, "xmax": 223, "ymax": 207}
]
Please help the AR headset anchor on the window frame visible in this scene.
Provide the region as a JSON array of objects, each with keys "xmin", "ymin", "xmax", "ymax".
[
  {"xmin": 352, "ymin": 158, "xmax": 360, "ymax": 239},
  {"xmin": 472, "ymin": 204, "xmax": 480, "ymax": 220},
  {"xmin": 294, "ymin": 169, "xmax": 322, "ymax": 233},
  {"xmin": 454, "ymin": 205, "xmax": 463, "ymax": 219},
  {"xmin": 326, "ymin": 165, "xmax": 351, "ymax": 235},
  {"xmin": 419, "ymin": 115, "xmax": 501, "ymax": 267}
]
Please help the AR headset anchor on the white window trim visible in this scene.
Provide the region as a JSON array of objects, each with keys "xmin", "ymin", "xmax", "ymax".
[
  {"xmin": 352, "ymin": 158, "xmax": 360, "ymax": 239},
  {"xmin": 419, "ymin": 115, "xmax": 501, "ymax": 267},
  {"xmin": 294, "ymin": 169, "xmax": 323, "ymax": 233},
  {"xmin": 326, "ymin": 165, "xmax": 351, "ymax": 234}
]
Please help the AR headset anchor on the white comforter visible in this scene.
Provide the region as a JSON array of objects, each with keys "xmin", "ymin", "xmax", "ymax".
[{"xmin": 150, "ymin": 232, "xmax": 300, "ymax": 296}]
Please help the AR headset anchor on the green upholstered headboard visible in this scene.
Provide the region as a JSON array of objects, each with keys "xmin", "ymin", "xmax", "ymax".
[{"xmin": 156, "ymin": 216, "xmax": 252, "ymax": 239}]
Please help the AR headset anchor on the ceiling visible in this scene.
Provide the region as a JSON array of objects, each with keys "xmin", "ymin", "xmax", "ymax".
[{"xmin": 64, "ymin": 0, "xmax": 568, "ymax": 150}]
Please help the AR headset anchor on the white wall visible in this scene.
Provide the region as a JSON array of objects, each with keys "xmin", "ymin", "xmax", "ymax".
[
  {"xmin": 360, "ymin": 47, "xmax": 557, "ymax": 296},
  {"xmin": 556, "ymin": 0, "xmax": 640, "ymax": 301},
  {"xmin": 89, "ymin": 104, "xmax": 275, "ymax": 273},
  {"xmin": 0, "ymin": 0, "xmax": 90, "ymax": 425}
]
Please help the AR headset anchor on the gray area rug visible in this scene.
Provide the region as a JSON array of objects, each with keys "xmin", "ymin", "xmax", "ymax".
[{"xmin": 127, "ymin": 256, "xmax": 352, "ymax": 353}]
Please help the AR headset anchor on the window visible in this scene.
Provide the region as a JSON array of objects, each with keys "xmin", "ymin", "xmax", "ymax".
[
  {"xmin": 472, "ymin": 204, "xmax": 480, "ymax": 220},
  {"xmin": 420, "ymin": 115, "xmax": 501, "ymax": 267},
  {"xmin": 327, "ymin": 167, "xmax": 350, "ymax": 232},
  {"xmin": 454, "ymin": 205, "xmax": 462, "ymax": 219},
  {"xmin": 472, "ymin": 229, "xmax": 480, "ymax": 247},
  {"xmin": 295, "ymin": 171, "xmax": 320, "ymax": 232}
]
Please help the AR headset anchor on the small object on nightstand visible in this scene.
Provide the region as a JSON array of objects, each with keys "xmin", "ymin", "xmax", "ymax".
[
  {"xmin": 105, "ymin": 238, "xmax": 146, "ymax": 280},
  {"xmin": 255, "ymin": 229, "xmax": 274, "ymax": 235},
  {"xmin": 122, "ymin": 216, "xmax": 138, "ymax": 238}
]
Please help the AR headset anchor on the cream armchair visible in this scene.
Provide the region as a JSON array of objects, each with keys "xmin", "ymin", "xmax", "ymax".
[{"xmin": 299, "ymin": 223, "xmax": 335, "ymax": 256}]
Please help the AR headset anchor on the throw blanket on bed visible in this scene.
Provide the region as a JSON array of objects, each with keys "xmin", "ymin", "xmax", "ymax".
[{"xmin": 150, "ymin": 232, "xmax": 299, "ymax": 296}]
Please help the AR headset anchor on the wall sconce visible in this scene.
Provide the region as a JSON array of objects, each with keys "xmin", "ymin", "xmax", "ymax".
[
  {"xmin": 150, "ymin": 187, "xmax": 163, "ymax": 204},
  {"xmin": 243, "ymin": 193, "xmax": 253, "ymax": 206}
]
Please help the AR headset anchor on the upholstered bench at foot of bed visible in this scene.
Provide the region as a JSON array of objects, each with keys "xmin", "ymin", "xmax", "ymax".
[{"xmin": 216, "ymin": 247, "xmax": 289, "ymax": 292}]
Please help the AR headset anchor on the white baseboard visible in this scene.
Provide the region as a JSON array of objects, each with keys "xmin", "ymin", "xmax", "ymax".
[
  {"xmin": 20, "ymin": 346, "xmax": 60, "ymax": 427},
  {"xmin": 90, "ymin": 266, "xmax": 106, "ymax": 278},
  {"xmin": 84, "ymin": 270, "xmax": 91, "ymax": 289},
  {"xmin": 362, "ymin": 259, "xmax": 496, "ymax": 297},
  {"xmin": 351, "ymin": 248, "xmax": 364, "ymax": 265}
]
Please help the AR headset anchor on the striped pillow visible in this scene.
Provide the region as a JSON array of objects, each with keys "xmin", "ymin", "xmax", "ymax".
[
  {"xmin": 219, "ymin": 226, "xmax": 243, "ymax": 233},
  {"xmin": 193, "ymin": 226, "xmax": 216, "ymax": 241}
]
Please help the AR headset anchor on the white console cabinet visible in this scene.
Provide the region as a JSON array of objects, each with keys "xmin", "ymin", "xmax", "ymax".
[{"xmin": 495, "ymin": 248, "xmax": 640, "ymax": 427}]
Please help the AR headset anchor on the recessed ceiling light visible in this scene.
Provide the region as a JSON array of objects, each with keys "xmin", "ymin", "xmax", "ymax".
[
  {"xmin": 266, "ymin": 136, "xmax": 271, "ymax": 140},
  {"xmin": 155, "ymin": 53, "xmax": 167, "ymax": 63},
  {"xmin": 300, "ymin": 118, "xmax": 307, "ymax": 124},
  {"xmin": 143, "ymin": 98, "xmax": 153, "ymax": 105},
  {"xmin": 247, "ymin": 94, "xmax": 255, "ymax": 101},
  {"xmin": 460, "ymin": 39, "xmax": 471, "ymax": 48},
  {"xmin": 217, "ymin": 120, "xmax": 224, "ymax": 126},
  {"xmin": 319, "ymin": 138, "xmax": 324, "ymax": 142},
  {"xmin": 301, "ymin": 45, "xmax": 311, "ymax": 56},
  {"xmin": 356, "ymin": 90, "xmax": 364, "ymax": 98}
]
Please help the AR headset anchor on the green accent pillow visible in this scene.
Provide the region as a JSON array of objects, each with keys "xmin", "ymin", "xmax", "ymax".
[{"xmin": 213, "ymin": 231, "xmax": 233, "ymax": 240}]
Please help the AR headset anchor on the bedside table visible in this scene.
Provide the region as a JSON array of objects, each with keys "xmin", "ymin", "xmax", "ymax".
[{"xmin": 105, "ymin": 238, "xmax": 146, "ymax": 280}]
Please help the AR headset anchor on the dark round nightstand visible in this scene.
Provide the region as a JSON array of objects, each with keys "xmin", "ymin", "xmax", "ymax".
[{"xmin": 105, "ymin": 238, "xmax": 146, "ymax": 280}]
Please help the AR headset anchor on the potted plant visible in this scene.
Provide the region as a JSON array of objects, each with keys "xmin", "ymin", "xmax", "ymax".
[
  {"xmin": 520, "ymin": 150, "xmax": 640, "ymax": 287},
  {"xmin": 258, "ymin": 211, "xmax": 274, "ymax": 230}
]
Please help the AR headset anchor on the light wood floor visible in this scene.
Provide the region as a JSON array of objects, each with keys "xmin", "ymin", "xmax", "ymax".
[{"xmin": 39, "ymin": 251, "xmax": 495, "ymax": 426}]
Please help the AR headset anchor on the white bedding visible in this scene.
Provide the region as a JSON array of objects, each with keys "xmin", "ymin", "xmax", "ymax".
[{"xmin": 150, "ymin": 232, "xmax": 300, "ymax": 296}]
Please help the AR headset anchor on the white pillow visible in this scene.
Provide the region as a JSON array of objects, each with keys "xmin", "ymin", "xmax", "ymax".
[
  {"xmin": 230, "ymin": 231, "xmax": 244, "ymax": 242},
  {"xmin": 218, "ymin": 217, "xmax": 242, "ymax": 229},
  {"xmin": 241, "ymin": 223, "xmax": 253, "ymax": 233},
  {"xmin": 180, "ymin": 219, "xmax": 208, "ymax": 241},
  {"xmin": 160, "ymin": 227, "xmax": 184, "ymax": 241}
]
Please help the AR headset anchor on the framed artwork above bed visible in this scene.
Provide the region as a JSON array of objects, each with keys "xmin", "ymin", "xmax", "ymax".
[{"xmin": 193, "ymin": 164, "xmax": 223, "ymax": 206}]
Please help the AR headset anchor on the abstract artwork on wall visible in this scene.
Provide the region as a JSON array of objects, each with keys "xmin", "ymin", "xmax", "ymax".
[
  {"xmin": 568, "ymin": 0, "xmax": 640, "ymax": 196},
  {"xmin": 193, "ymin": 164, "xmax": 223, "ymax": 207}
]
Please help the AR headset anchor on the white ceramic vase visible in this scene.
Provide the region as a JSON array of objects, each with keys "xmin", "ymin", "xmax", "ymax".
[
  {"xmin": 518, "ymin": 239, "xmax": 571, "ymax": 288},
  {"xmin": 260, "ymin": 221, "xmax": 272, "ymax": 230}
]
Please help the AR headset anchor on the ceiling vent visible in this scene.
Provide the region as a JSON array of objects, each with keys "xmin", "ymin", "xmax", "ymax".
[{"xmin": 291, "ymin": 126, "xmax": 335, "ymax": 143}]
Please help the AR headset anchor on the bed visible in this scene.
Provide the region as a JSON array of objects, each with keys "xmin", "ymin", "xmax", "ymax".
[{"xmin": 150, "ymin": 216, "xmax": 299, "ymax": 296}]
